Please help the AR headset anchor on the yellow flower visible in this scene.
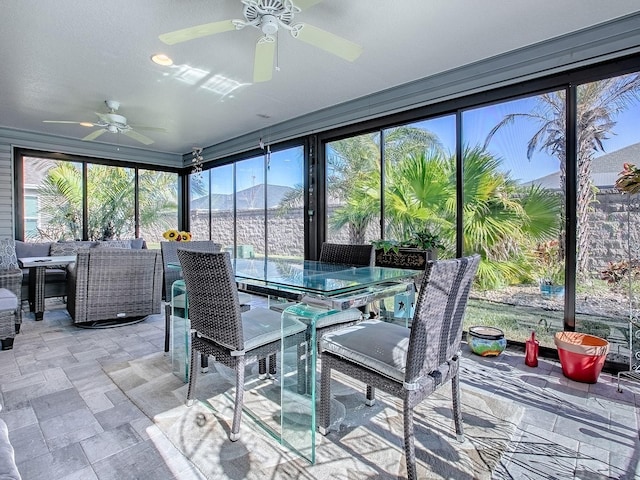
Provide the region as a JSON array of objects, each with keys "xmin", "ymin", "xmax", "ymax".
[
  {"xmin": 163, "ymin": 229, "xmax": 179, "ymax": 241},
  {"xmin": 180, "ymin": 231, "xmax": 192, "ymax": 241}
]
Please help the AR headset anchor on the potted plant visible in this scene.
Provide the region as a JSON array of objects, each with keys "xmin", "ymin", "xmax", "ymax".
[
  {"xmin": 534, "ymin": 240, "xmax": 565, "ymax": 300},
  {"xmin": 372, "ymin": 229, "xmax": 443, "ymax": 270}
]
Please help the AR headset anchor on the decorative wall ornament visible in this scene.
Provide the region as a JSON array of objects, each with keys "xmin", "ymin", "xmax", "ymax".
[{"xmin": 192, "ymin": 147, "xmax": 203, "ymax": 175}]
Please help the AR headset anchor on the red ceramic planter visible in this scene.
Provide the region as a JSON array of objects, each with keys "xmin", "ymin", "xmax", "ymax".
[{"xmin": 554, "ymin": 332, "xmax": 609, "ymax": 383}]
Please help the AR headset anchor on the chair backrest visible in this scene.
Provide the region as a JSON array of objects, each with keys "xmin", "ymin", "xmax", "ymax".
[
  {"xmin": 160, "ymin": 240, "xmax": 221, "ymax": 298},
  {"xmin": 177, "ymin": 250, "xmax": 244, "ymax": 352},
  {"xmin": 405, "ymin": 254, "xmax": 480, "ymax": 383},
  {"xmin": 319, "ymin": 242, "xmax": 374, "ymax": 267}
]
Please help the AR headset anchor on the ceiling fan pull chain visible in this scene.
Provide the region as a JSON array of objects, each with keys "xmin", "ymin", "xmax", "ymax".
[{"xmin": 275, "ymin": 30, "xmax": 280, "ymax": 72}]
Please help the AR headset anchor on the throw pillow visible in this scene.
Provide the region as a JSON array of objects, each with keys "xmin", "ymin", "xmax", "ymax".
[
  {"xmin": 95, "ymin": 240, "xmax": 131, "ymax": 249},
  {"xmin": 50, "ymin": 241, "xmax": 96, "ymax": 256},
  {"xmin": 14, "ymin": 241, "xmax": 51, "ymax": 259},
  {"xmin": 0, "ymin": 239, "xmax": 19, "ymax": 270},
  {"xmin": 130, "ymin": 238, "xmax": 145, "ymax": 249}
]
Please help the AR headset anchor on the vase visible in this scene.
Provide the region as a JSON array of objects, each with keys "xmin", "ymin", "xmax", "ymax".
[{"xmin": 467, "ymin": 326, "xmax": 507, "ymax": 357}]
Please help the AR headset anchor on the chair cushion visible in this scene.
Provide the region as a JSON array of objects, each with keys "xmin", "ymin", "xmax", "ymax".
[
  {"xmin": 321, "ymin": 319, "xmax": 409, "ymax": 383},
  {"xmin": 0, "ymin": 288, "xmax": 17, "ymax": 311},
  {"xmin": 0, "ymin": 239, "xmax": 18, "ymax": 270},
  {"xmin": 241, "ymin": 307, "xmax": 305, "ymax": 353},
  {"xmin": 279, "ymin": 303, "xmax": 362, "ymax": 329}
]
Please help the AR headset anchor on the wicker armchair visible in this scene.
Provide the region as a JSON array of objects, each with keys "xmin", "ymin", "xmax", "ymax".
[
  {"xmin": 0, "ymin": 269, "xmax": 22, "ymax": 349},
  {"xmin": 67, "ymin": 249, "xmax": 162, "ymax": 325},
  {"xmin": 318, "ymin": 254, "xmax": 480, "ymax": 480},
  {"xmin": 178, "ymin": 250, "xmax": 306, "ymax": 441}
]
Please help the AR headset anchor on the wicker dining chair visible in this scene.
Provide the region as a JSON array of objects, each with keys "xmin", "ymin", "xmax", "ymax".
[
  {"xmin": 177, "ymin": 249, "xmax": 306, "ymax": 441},
  {"xmin": 318, "ymin": 254, "xmax": 480, "ymax": 480},
  {"xmin": 161, "ymin": 241, "xmax": 252, "ymax": 355},
  {"xmin": 287, "ymin": 242, "xmax": 374, "ymax": 392}
]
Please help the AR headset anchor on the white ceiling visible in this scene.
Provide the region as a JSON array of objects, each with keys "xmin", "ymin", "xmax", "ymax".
[{"xmin": 1, "ymin": 0, "xmax": 639, "ymax": 160}]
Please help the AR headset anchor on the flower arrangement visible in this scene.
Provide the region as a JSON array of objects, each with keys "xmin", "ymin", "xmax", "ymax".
[
  {"xmin": 615, "ymin": 163, "xmax": 640, "ymax": 194},
  {"xmin": 162, "ymin": 229, "xmax": 192, "ymax": 242}
]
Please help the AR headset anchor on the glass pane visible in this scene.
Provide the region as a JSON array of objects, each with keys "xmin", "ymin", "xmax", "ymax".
[
  {"xmin": 189, "ymin": 170, "xmax": 210, "ymax": 241},
  {"xmin": 23, "ymin": 156, "xmax": 83, "ymax": 241},
  {"xmin": 382, "ymin": 116, "xmax": 455, "ymax": 258},
  {"xmin": 235, "ymin": 156, "xmax": 264, "ymax": 259},
  {"xmin": 87, "ymin": 164, "xmax": 135, "ymax": 241},
  {"xmin": 267, "ymin": 146, "xmax": 304, "ymax": 259},
  {"xmin": 461, "ymin": 92, "xmax": 565, "ymax": 348},
  {"xmin": 211, "ymin": 164, "xmax": 234, "ymax": 250},
  {"xmin": 575, "ymin": 72, "xmax": 640, "ymax": 366},
  {"xmin": 326, "ymin": 132, "xmax": 381, "ymax": 244},
  {"xmin": 139, "ymin": 169, "xmax": 178, "ymax": 249}
]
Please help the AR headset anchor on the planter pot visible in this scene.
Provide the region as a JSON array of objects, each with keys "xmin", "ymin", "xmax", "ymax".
[
  {"xmin": 540, "ymin": 283, "xmax": 564, "ymax": 300},
  {"xmin": 554, "ymin": 332, "xmax": 609, "ymax": 383},
  {"xmin": 467, "ymin": 326, "xmax": 507, "ymax": 357},
  {"xmin": 374, "ymin": 247, "xmax": 437, "ymax": 270}
]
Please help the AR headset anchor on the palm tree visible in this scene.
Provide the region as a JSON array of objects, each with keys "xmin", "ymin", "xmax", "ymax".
[
  {"xmin": 346, "ymin": 147, "xmax": 561, "ymax": 288},
  {"xmin": 485, "ymin": 74, "xmax": 640, "ymax": 277},
  {"xmin": 327, "ymin": 126, "xmax": 442, "ymax": 242},
  {"xmin": 37, "ymin": 162, "xmax": 178, "ymax": 240}
]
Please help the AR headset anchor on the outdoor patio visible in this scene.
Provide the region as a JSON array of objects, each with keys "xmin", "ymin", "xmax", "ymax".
[{"xmin": 0, "ymin": 298, "xmax": 638, "ymax": 479}]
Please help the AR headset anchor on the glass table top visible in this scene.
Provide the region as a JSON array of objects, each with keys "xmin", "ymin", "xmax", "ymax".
[{"xmin": 169, "ymin": 257, "xmax": 421, "ymax": 297}]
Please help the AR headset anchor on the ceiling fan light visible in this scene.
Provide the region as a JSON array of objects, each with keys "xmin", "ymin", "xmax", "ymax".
[
  {"xmin": 151, "ymin": 53, "xmax": 174, "ymax": 66},
  {"xmin": 260, "ymin": 15, "xmax": 279, "ymax": 35},
  {"xmin": 79, "ymin": 122, "xmax": 94, "ymax": 127}
]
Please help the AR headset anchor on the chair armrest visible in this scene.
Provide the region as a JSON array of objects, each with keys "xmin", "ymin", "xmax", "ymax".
[{"xmin": 0, "ymin": 269, "xmax": 22, "ymax": 303}]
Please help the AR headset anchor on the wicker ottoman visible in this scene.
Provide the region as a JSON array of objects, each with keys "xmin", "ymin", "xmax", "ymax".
[{"xmin": 0, "ymin": 288, "xmax": 18, "ymax": 350}]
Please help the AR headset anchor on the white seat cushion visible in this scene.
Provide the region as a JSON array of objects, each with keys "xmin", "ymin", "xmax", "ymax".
[
  {"xmin": 0, "ymin": 288, "xmax": 17, "ymax": 311},
  {"xmin": 320, "ymin": 319, "xmax": 409, "ymax": 382},
  {"xmin": 241, "ymin": 307, "xmax": 306, "ymax": 352},
  {"xmin": 277, "ymin": 304, "xmax": 362, "ymax": 329}
]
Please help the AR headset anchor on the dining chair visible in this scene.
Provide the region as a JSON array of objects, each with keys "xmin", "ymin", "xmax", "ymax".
[
  {"xmin": 318, "ymin": 242, "xmax": 375, "ymax": 267},
  {"xmin": 177, "ymin": 249, "xmax": 306, "ymax": 441},
  {"xmin": 318, "ymin": 254, "xmax": 480, "ymax": 480},
  {"xmin": 161, "ymin": 241, "xmax": 252, "ymax": 354},
  {"xmin": 289, "ymin": 242, "xmax": 374, "ymax": 392}
]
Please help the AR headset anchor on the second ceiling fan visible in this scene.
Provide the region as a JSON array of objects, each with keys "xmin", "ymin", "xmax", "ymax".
[{"xmin": 159, "ymin": 0, "xmax": 363, "ymax": 83}]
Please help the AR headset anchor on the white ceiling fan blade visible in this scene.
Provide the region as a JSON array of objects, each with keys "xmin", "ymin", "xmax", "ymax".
[
  {"xmin": 43, "ymin": 120, "xmax": 83, "ymax": 124},
  {"xmin": 253, "ymin": 37, "xmax": 276, "ymax": 83},
  {"xmin": 123, "ymin": 129, "xmax": 154, "ymax": 145},
  {"xmin": 130, "ymin": 125, "xmax": 166, "ymax": 133},
  {"xmin": 159, "ymin": 20, "xmax": 235, "ymax": 45},
  {"xmin": 295, "ymin": 23, "xmax": 363, "ymax": 62},
  {"xmin": 294, "ymin": 0, "xmax": 324, "ymax": 10},
  {"xmin": 82, "ymin": 129, "xmax": 107, "ymax": 141}
]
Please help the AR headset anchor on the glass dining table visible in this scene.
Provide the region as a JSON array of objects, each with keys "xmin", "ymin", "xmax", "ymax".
[{"xmin": 169, "ymin": 256, "xmax": 421, "ymax": 464}]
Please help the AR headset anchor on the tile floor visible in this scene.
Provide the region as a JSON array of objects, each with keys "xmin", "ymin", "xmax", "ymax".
[{"xmin": 0, "ymin": 299, "xmax": 639, "ymax": 479}]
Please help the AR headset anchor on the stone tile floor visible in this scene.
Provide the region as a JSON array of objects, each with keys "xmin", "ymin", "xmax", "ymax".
[{"xmin": 0, "ymin": 299, "xmax": 639, "ymax": 479}]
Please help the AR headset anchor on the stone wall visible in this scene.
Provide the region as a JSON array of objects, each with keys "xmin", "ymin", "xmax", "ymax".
[
  {"xmin": 189, "ymin": 190, "xmax": 638, "ymax": 274},
  {"xmin": 587, "ymin": 188, "xmax": 639, "ymax": 273}
]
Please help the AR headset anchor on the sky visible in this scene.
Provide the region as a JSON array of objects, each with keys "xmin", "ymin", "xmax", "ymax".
[{"xmin": 202, "ymin": 80, "xmax": 640, "ymax": 194}]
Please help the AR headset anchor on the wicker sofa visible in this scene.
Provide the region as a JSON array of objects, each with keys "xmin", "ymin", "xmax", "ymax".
[
  {"xmin": 15, "ymin": 239, "xmax": 146, "ymax": 305},
  {"xmin": 66, "ymin": 248, "xmax": 162, "ymax": 325}
]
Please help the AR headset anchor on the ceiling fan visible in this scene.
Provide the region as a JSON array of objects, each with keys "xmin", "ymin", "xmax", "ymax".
[
  {"xmin": 43, "ymin": 100, "xmax": 165, "ymax": 145},
  {"xmin": 159, "ymin": 0, "xmax": 363, "ymax": 83}
]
